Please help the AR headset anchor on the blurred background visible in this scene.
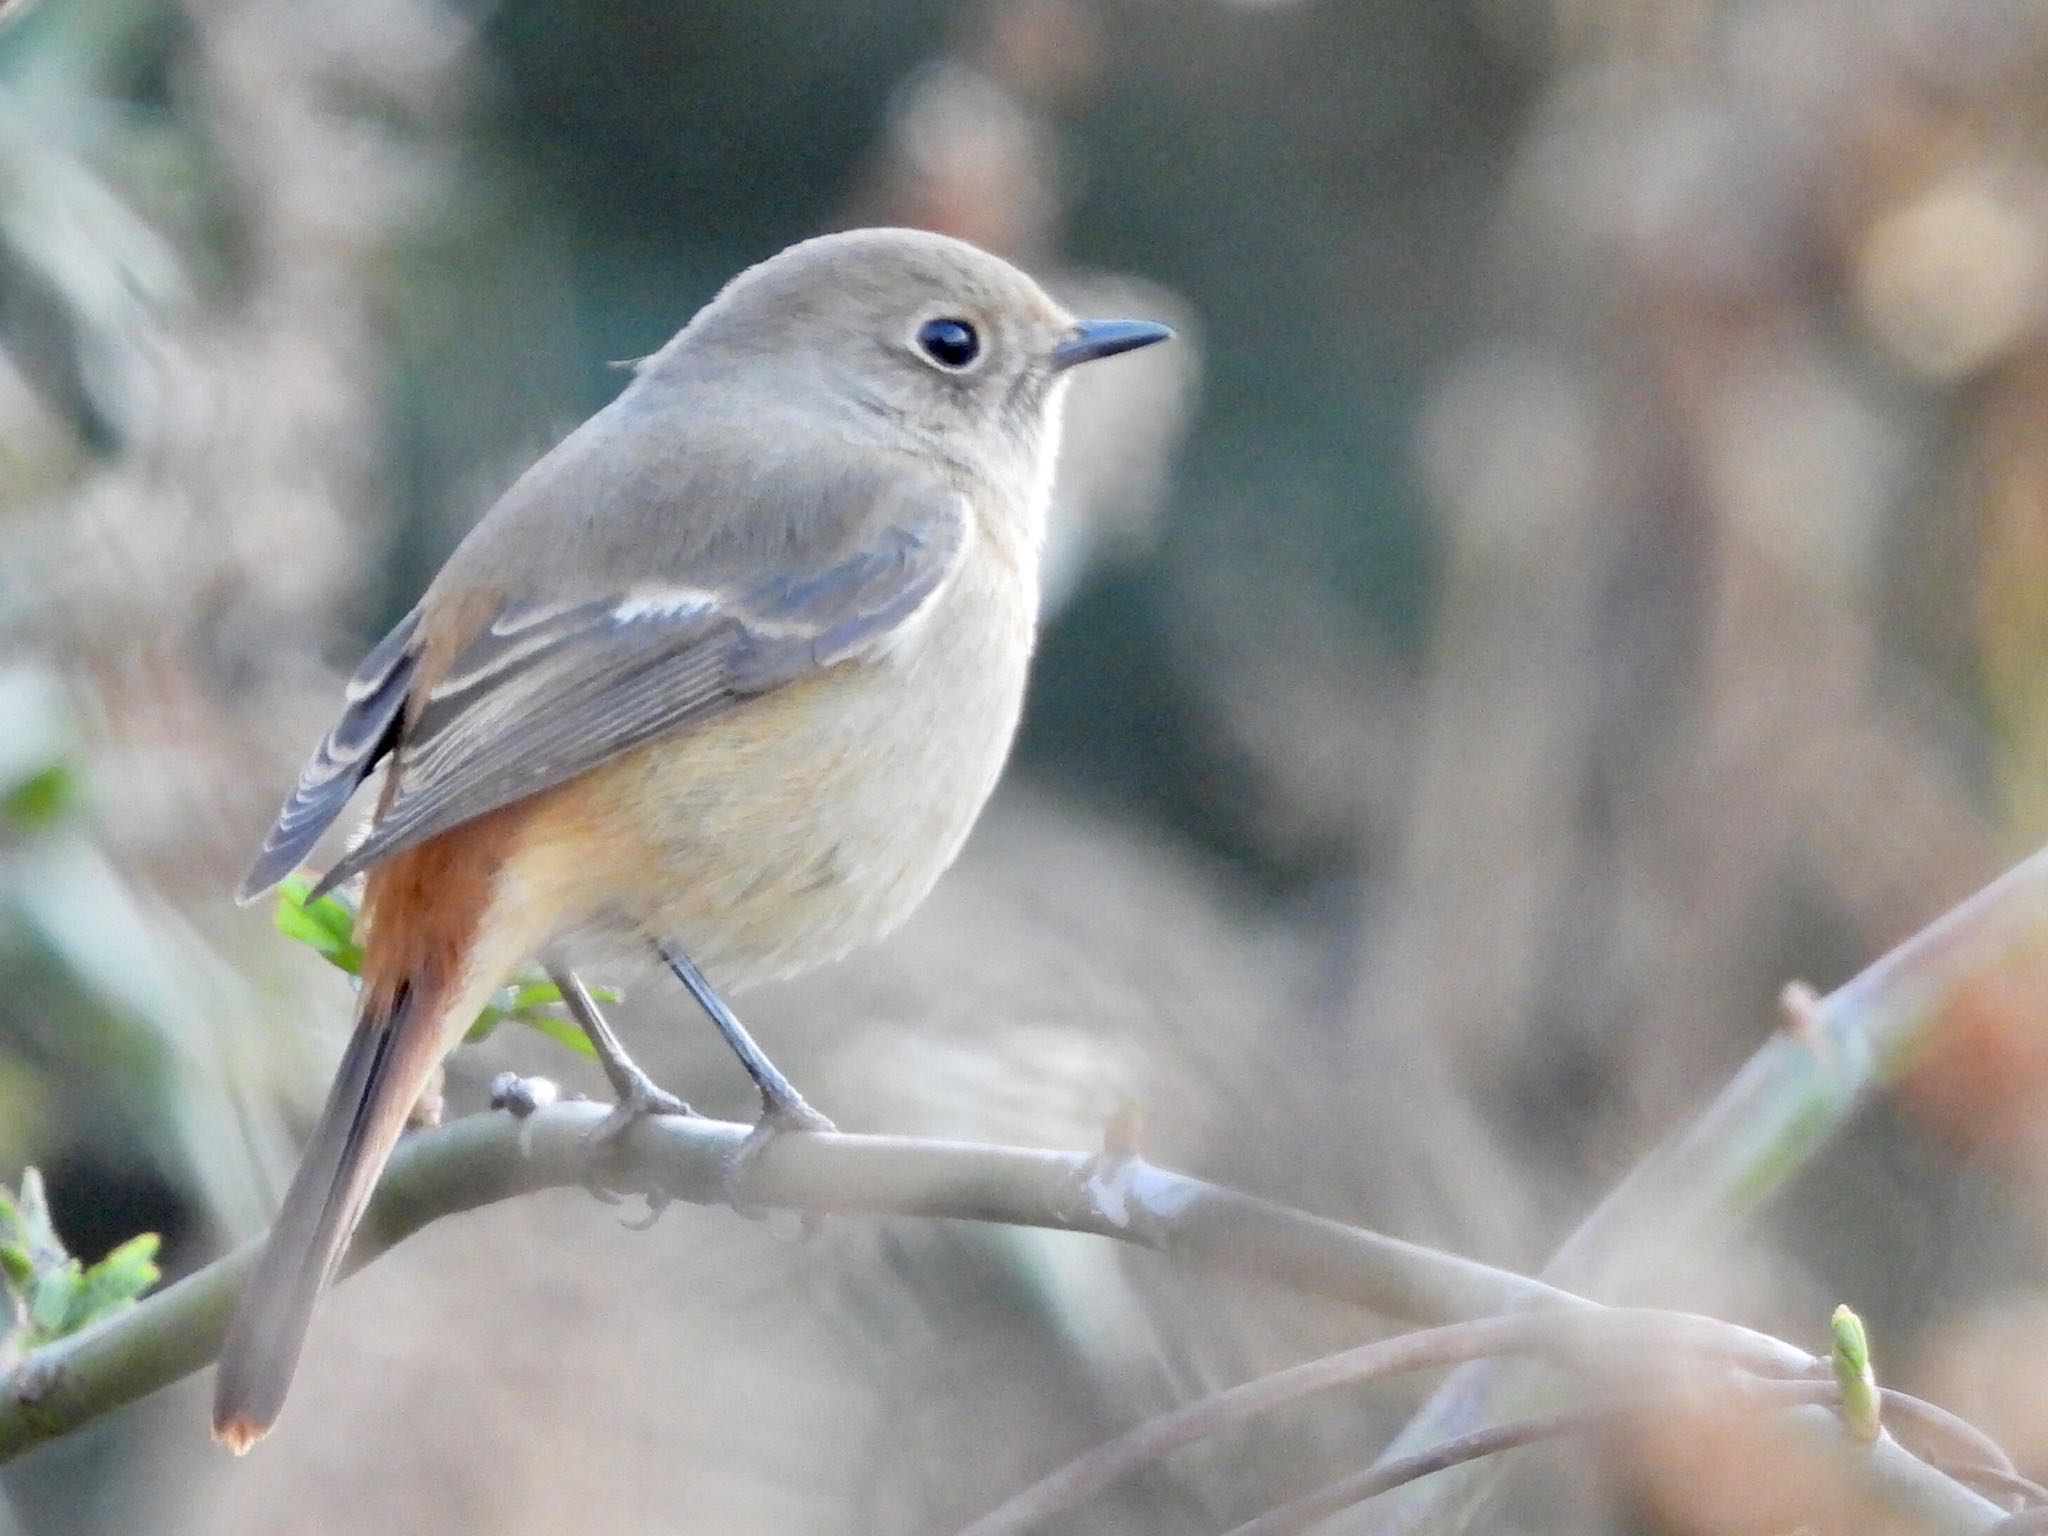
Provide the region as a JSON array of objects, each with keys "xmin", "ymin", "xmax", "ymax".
[{"xmin": 4, "ymin": 0, "xmax": 2048, "ymax": 1529}]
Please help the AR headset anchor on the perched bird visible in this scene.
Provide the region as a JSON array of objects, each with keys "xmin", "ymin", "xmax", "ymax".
[{"xmin": 213, "ymin": 227, "xmax": 1171, "ymax": 1451}]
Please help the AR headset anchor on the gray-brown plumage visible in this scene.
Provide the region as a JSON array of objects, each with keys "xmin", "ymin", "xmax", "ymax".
[{"xmin": 214, "ymin": 227, "xmax": 1171, "ymax": 1451}]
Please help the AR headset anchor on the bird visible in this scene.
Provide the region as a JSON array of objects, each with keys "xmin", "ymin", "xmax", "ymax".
[{"xmin": 211, "ymin": 226, "xmax": 1172, "ymax": 1452}]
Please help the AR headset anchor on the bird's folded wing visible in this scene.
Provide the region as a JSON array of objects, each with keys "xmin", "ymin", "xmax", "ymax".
[
  {"xmin": 240, "ymin": 491, "xmax": 969, "ymax": 904},
  {"xmin": 238, "ymin": 609, "xmax": 422, "ymax": 902}
]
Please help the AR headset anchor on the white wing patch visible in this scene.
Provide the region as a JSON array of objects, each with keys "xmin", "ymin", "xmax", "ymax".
[{"xmin": 613, "ymin": 588, "xmax": 719, "ymax": 624}]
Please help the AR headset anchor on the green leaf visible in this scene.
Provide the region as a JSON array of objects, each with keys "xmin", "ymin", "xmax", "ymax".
[
  {"xmin": 3, "ymin": 763, "xmax": 76, "ymax": 828},
  {"xmin": 0, "ymin": 1170, "xmax": 160, "ymax": 1347},
  {"xmin": 460, "ymin": 975, "xmax": 610, "ymax": 1057},
  {"xmin": 27, "ymin": 1263, "xmax": 79, "ymax": 1336},
  {"xmin": 517, "ymin": 1010, "xmax": 599, "ymax": 1060},
  {"xmin": 274, "ymin": 878, "xmax": 363, "ymax": 974},
  {"xmin": 506, "ymin": 980, "xmax": 570, "ymax": 1013},
  {"xmin": 463, "ymin": 1002, "xmax": 506, "ymax": 1042},
  {"xmin": 269, "ymin": 875, "xmax": 617, "ymax": 1064},
  {"xmin": 66, "ymin": 1232, "xmax": 160, "ymax": 1330},
  {"xmin": 12, "ymin": 1169, "xmax": 62, "ymax": 1272},
  {"xmin": 0, "ymin": 1183, "xmax": 35, "ymax": 1309},
  {"xmin": 0, "ymin": 1240, "xmax": 31, "ymax": 1291},
  {"xmin": 461, "ymin": 996, "xmax": 598, "ymax": 1059}
]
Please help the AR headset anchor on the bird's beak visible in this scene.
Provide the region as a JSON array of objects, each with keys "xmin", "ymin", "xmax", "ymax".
[{"xmin": 1051, "ymin": 318, "xmax": 1175, "ymax": 371}]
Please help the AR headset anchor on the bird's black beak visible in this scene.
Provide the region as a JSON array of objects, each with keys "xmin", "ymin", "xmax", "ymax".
[{"xmin": 1051, "ymin": 318, "xmax": 1175, "ymax": 371}]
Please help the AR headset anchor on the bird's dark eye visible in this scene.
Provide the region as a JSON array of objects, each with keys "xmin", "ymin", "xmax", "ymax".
[{"xmin": 916, "ymin": 317, "xmax": 980, "ymax": 370}]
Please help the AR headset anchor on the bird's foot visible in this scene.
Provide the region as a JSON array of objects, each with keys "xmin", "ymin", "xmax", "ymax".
[
  {"xmin": 586, "ymin": 1068, "xmax": 695, "ymax": 1160},
  {"xmin": 723, "ymin": 1088, "xmax": 835, "ymax": 1219},
  {"xmin": 576, "ymin": 1069, "xmax": 694, "ymax": 1221},
  {"xmin": 543, "ymin": 959, "xmax": 693, "ymax": 1161}
]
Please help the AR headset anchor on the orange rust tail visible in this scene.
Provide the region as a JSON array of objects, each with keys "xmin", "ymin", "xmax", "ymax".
[
  {"xmin": 211, "ymin": 970, "xmax": 447, "ymax": 1453},
  {"xmin": 212, "ymin": 813, "xmax": 520, "ymax": 1453}
]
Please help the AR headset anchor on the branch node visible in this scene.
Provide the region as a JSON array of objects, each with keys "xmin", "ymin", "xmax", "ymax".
[
  {"xmin": 12, "ymin": 1355, "xmax": 60, "ymax": 1437},
  {"xmin": 1076, "ymin": 1100, "xmax": 1150, "ymax": 1230},
  {"xmin": 1778, "ymin": 980, "xmax": 1824, "ymax": 1040},
  {"xmin": 1082, "ymin": 1162, "xmax": 1132, "ymax": 1230},
  {"xmin": 1102, "ymin": 1100, "xmax": 1144, "ymax": 1163},
  {"xmin": 488, "ymin": 1072, "xmax": 560, "ymax": 1121}
]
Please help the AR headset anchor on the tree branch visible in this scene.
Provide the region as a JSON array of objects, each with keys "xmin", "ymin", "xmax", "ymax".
[
  {"xmin": 0, "ymin": 1095, "xmax": 1591, "ymax": 1465},
  {"xmin": 0, "ymin": 1094, "xmax": 2018, "ymax": 1534}
]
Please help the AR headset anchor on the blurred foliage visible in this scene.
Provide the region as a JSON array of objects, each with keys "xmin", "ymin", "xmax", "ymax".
[
  {"xmin": 269, "ymin": 880, "xmax": 361, "ymax": 979},
  {"xmin": 385, "ymin": 0, "xmax": 1523, "ymax": 889},
  {"xmin": 0, "ymin": 0, "xmax": 468, "ymax": 1281},
  {"xmin": 271, "ymin": 876, "xmax": 605, "ymax": 1061},
  {"xmin": 0, "ymin": 1168, "xmax": 158, "ymax": 1370},
  {"xmin": 2, "ymin": 0, "xmax": 2048, "ymax": 1530}
]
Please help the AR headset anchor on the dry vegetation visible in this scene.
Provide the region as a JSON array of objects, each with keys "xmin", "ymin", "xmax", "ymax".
[{"xmin": 6, "ymin": 0, "xmax": 2048, "ymax": 1532}]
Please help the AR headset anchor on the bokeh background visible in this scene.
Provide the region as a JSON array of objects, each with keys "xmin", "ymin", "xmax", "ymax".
[{"xmin": 5, "ymin": 0, "xmax": 2048, "ymax": 1530}]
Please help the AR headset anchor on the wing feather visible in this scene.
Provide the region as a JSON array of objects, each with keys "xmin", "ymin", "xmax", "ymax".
[
  {"xmin": 300, "ymin": 500, "xmax": 966, "ymax": 900},
  {"xmin": 238, "ymin": 609, "xmax": 423, "ymax": 902}
]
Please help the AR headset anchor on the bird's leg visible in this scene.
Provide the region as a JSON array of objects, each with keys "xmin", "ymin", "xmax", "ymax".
[
  {"xmin": 545, "ymin": 960, "xmax": 693, "ymax": 1155},
  {"xmin": 654, "ymin": 939, "xmax": 834, "ymax": 1206}
]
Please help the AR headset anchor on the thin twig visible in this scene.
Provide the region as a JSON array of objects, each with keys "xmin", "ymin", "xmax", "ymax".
[
  {"xmin": 1947, "ymin": 1465, "xmax": 2048, "ymax": 1515},
  {"xmin": 1367, "ymin": 842, "xmax": 2048, "ymax": 1534},
  {"xmin": 1225, "ymin": 1379, "xmax": 1840, "ymax": 1536},
  {"xmin": 951, "ymin": 1308, "xmax": 2036, "ymax": 1536},
  {"xmin": 951, "ymin": 1309, "xmax": 1807, "ymax": 1536},
  {"xmin": 1230, "ymin": 1404, "xmax": 1621, "ymax": 1536},
  {"xmin": 1881, "ymin": 1391, "xmax": 2027, "ymax": 1490}
]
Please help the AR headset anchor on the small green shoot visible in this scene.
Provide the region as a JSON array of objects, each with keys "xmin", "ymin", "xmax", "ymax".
[{"xmin": 1831, "ymin": 1303, "xmax": 1880, "ymax": 1443}]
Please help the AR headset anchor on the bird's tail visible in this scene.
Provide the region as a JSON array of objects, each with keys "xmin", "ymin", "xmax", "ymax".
[{"xmin": 211, "ymin": 973, "xmax": 448, "ymax": 1453}]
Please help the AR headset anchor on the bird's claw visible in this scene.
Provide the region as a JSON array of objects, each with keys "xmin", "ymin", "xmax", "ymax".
[
  {"xmin": 585, "ymin": 1077, "xmax": 695, "ymax": 1159},
  {"xmin": 620, "ymin": 1187, "xmax": 673, "ymax": 1231},
  {"xmin": 578, "ymin": 1075, "xmax": 694, "ymax": 1220},
  {"xmin": 722, "ymin": 1092, "xmax": 835, "ymax": 1221}
]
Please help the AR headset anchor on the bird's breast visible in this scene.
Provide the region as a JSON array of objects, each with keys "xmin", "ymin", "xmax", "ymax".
[{"xmin": 521, "ymin": 529, "xmax": 1039, "ymax": 989}]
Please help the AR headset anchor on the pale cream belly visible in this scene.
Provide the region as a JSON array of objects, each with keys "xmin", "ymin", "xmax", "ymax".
[{"xmin": 490, "ymin": 549, "xmax": 1035, "ymax": 993}]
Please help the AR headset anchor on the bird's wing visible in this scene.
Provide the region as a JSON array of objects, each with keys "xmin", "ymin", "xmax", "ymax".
[
  {"xmin": 249, "ymin": 486, "xmax": 969, "ymax": 903},
  {"xmin": 238, "ymin": 609, "xmax": 422, "ymax": 902}
]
